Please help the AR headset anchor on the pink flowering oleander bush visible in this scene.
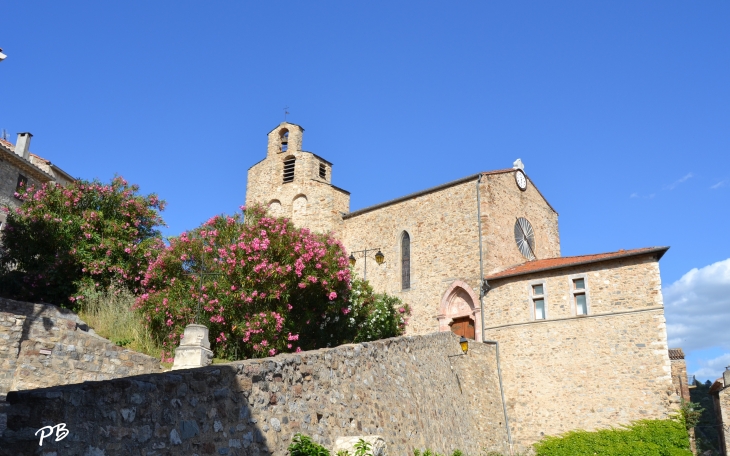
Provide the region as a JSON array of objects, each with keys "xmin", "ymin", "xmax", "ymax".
[
  {"xmin": 135, "ymin": 204, "xmax": 410, "ymax": 362},
  {"xmin": 0, "ymin": 176, "xmax": 166, "ymax": 308}
]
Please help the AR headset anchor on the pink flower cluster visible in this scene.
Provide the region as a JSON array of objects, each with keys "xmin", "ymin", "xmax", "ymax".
[{"xmin": 136, "ymin": 204, "xmax": 350, "ymax": 361}]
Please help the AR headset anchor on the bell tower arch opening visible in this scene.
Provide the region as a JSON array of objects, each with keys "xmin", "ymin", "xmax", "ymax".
[{"xmin": 280, "ymin": 129, "xmax": 289, "ymax": 152}]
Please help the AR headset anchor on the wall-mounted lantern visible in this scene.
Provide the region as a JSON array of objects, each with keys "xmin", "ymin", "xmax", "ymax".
[
  {"xmin": 448, "ymin": 336, "xmax": 469, "ymax": 358},
  {"xmin": 459, "ymin": 336, "xmax": 469, "ymax": 355},
  {"xmin": 374, "ymin": 250, "xmax": 385, "ymax": 265},
  {"xmin": 348, "ymin": 247, "xmax": 384, "ymax": 280}
]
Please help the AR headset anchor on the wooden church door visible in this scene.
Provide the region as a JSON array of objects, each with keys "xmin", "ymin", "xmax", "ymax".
[{"xmin": 449, "ymin": 317, "xmax": 475, "ymax": 340}]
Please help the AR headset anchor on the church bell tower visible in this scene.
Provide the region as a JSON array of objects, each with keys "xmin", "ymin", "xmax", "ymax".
[{"xmin": 245, "ymin": 122, "xmax": 350, "ymax": 234}]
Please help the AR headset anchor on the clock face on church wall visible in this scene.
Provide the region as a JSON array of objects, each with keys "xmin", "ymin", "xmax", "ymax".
[{"xmin": 515, "ymin": 170, "xmax": 527, "ymax": 191}]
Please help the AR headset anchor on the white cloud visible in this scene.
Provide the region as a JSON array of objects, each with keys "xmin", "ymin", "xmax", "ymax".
[
  {"xmin": 629, "ymin": 192, "xmax": 655, "ymax": 199},
  {"xmin": 665, "ymin": 258, "xmax": 730, "ymax": 378},
  {"xmin": 692, "ymin": 353, "xmax": 730, "ymax": 381},
  {"xmin": 711, "ymin": 180, "xmax": 727, "ymax": 190},
  {"xmin": 665, "ymin": 173, "xmax": 694, "ymax": 190}
]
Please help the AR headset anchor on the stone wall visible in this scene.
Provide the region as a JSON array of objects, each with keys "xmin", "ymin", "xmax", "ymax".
[
  {"xmin": 1, "ymin": 331, "xmax": 510, "ymax": 456},
  {"xmin": 669, "ymin": 349, "xmax": 691, "ymax": 402},
  {"xmin": 0, "ymin": 312, "xmax": 24, "ymax": 396},
  {"xmin": 0, "ymin": 298, "xmax": 161, "ymax": 396},
  {"xmin": 482, "ymin": 256, "xmax": 675, "ymax": 452}
]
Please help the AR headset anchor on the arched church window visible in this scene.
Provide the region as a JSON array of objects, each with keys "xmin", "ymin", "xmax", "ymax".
[
  {"xmin": 283, "ymin": 156, "xmax": 296, "ymax": 183},
  {"xmin": 280, "ymin": 129, "xmax": 289, "ymax": 152},
  {"xmin": 401, "ymin": 232, "xmax": 411, "ymax": 290}
]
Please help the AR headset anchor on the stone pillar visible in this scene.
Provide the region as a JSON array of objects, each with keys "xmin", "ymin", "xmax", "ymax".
[{"xmin": 171, "ymin": 324, "xmax": 213, "ymax": 370}]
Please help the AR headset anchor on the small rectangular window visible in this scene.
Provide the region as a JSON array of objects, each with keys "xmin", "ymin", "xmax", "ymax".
[
  {"xmin": 534, "ymin": 298, "xmax": 545, "ymax": 320},
  {"xmin": 531, "ymin": 282, "xmax": 546, "ymax": 320},
  {"xmin": 572, "ymin": 277, "xmax": 588, "ymax": 315},
  {"xmin": 575, "ymin": 293, "xmax": 587, "ymax": 315},
  {"xmin": 319, "ymin": 163, "xmax": 326, "ymax": 179}
]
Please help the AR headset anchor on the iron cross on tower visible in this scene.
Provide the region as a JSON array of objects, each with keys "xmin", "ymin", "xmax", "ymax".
[{"xmin": 284, "ymin": 106, "xmax": 290, "ymax": 121}]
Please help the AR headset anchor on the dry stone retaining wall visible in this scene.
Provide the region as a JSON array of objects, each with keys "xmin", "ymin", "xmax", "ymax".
[
  {"xmin": 2, "ymin": 331, "xmax": 509, "ymax": 456},
  {"xmin": 0, "ymin": 298, "xmax": 161, "ymax": 396}
]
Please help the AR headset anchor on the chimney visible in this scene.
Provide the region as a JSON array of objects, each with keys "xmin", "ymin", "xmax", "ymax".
[
  {"xmin": 15, "ymin": 132, "xmax": 32, "ymax": 160},
  {"xmin": 724, "ymin": 366, "xmax": 730, "ymax": 388}
]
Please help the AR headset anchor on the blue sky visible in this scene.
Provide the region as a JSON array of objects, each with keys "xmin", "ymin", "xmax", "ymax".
[{"xmin": 1, "ymin": 2, "xmax": 728, "ymax": 380}]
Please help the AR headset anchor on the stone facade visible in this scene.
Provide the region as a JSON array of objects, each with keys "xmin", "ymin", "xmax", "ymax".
[
  {"xmin": 669, "ymin": 348, "xmax": 691, "ymax": 402},
  {"xmin": 246, "ymin": 123, "xmax": 350, "ymax": 235},
  {"xmin": 481, "ymin": 254, "xmax": 676, "ymax": 451},
  {"xmin": 240, "ymin": 122, "xmax": 681, "ymax": 449},
  {"xmin": 341, "ymin": 170, "xmax": 560, "ymax": 339},
  {"xmin": 247, "ymin": 124, "xmax": 561, "ymax": 340},
  {"xmin": 1, "ymin": 332, "xmax": 510, "ymax": 456},
  {"xmin": 0, "ymin": 298, "xmax": 161, "ymax": 397}
]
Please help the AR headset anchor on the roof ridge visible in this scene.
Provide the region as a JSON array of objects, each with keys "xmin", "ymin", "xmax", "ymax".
[{"xmin": 484, "ymin": 246, "xmax": 670, "ymax": 281}]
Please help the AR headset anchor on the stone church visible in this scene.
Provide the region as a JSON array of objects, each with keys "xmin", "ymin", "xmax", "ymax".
[{"xmin": 246, "ymin": 122, "xmax": 682, "ymax": 449}]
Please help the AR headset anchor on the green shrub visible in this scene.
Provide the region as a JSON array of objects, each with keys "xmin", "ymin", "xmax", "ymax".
[
  {"xmin": 136, "ymin": 204, "xmax": 410, "ymax": 362},
  {"xmin": 533, "ymin": 418, "xmax": 692, "ymax": 456},
  {"xmin": 0, "ymin": 176, "xmax": 165, "ymax": 307},
  {"xmin": 288, "ymin": 433, "xmax": 330, "ymax": 456},
  {"xmin": 678, "ymin": 399, "xmax": 703, "ymax": 430},
  {"xmin": 412, "ymin": 450, "xmax": 465, "ymax": 456}
]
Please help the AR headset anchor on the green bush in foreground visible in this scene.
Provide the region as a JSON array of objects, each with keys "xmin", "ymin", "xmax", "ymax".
[
  {"xmin": 288, "ymin": 434, "xmax": 331, "ymax": 456},
  {"xmin": 533, "ymin": 418, "xmax": 692, "ymax": 456}
]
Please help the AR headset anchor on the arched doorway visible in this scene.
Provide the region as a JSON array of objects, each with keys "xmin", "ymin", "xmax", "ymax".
[{"xmin": 437, "ymin": 280, "xmax": 482, "ymax": 341}]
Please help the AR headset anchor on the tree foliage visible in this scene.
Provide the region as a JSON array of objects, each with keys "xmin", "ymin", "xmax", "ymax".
[
  {"xmin": 135, "ymin": 204, "xmax": 410, "ymax": 362},
  {"xmin": 0, "ymin": 176, "xmax": 165, "ymax": 307}
]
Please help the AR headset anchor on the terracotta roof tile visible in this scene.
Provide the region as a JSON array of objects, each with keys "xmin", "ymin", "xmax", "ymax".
[
  {"xmin": 668, "ymin": 348, "xmax": 685, "ymax": 360},
  {"xmin": 484, "ymin": 246, "xmax": 669, "ymax": 281},
  {"xmin": 29, "ymin": 153, "xmax": 50, "ymax": 164},
  {"xmin": 0, "ymin": 138, "xmax": 14, "ymax": 150}
]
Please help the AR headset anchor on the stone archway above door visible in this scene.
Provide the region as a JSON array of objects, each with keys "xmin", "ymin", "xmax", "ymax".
[{"xmin": 437, "ymin": 280, "xmax": 482, "ymax": 341}]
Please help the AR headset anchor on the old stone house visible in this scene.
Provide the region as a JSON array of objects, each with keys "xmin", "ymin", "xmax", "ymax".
[
  {"xmin": 0, "ymin": 133, "xmax": 74, "ymax": 228},
  {"xmin": 246, "ymin": 122, "xmax": 683, "ymax": 450}
]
